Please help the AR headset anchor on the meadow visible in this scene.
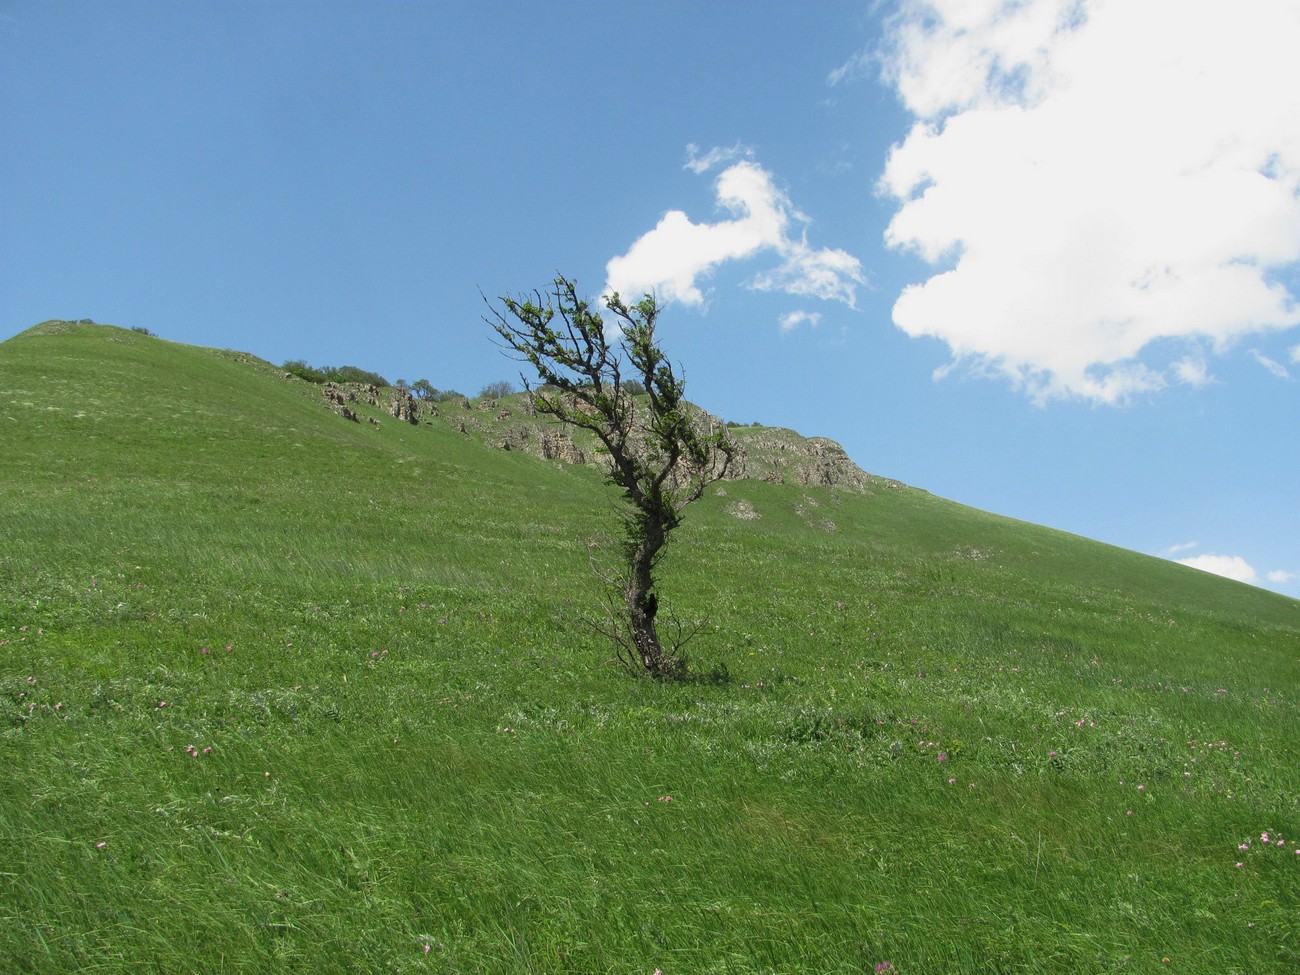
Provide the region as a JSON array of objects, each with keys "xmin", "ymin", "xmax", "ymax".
[{"xmin": 2, "ymin": 321, "xmax": 1298, "ymax": 973}]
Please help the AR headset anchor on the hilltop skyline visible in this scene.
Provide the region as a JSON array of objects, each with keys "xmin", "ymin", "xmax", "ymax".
[{"xmin": 2, "ymin": 0, "xmax": 1297, "ymax": 596}]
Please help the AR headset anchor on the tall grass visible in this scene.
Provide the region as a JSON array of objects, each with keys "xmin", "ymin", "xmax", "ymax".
[{"xmin": 2, "ymin": 322, "xmax": 1297, "ymax": 973}]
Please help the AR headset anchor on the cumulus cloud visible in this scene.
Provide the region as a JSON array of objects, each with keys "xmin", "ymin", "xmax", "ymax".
[
  {"xmin": 1176, "ymin": 554, "xmax": 1260, "ymax": 585},
  {"xmin": 1267, "ymin": 569, "xmax": 1297, "ymax": 584},
  {"xmin": 1170, "ymin": 356, "xmax": 1211, "ymax": 388},
  {"xmin": 779, "ymin": 310, "xmax": 822, "ymax": 333},
  {"xmin": 605, "ymin": 153, "xmax": 864, "ymax": 309},
  {"xmin": 875, "ymin": 0, "xmax": 1300, "ymax": 403}
]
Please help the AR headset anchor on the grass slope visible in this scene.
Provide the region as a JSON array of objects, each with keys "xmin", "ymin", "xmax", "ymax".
[{"xmin": 2, "ymin": 322, "xmax": 1298, "ymax": 974}]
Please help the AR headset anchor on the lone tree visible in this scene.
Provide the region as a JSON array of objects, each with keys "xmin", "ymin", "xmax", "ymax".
[{"xmin": 486, "ymin": 275, "xmax": 733, "ymax": 679}]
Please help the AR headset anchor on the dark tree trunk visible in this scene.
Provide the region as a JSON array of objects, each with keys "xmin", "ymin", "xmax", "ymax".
[{"xmin": 625, "ymin": 514, "xmax": 671, "ymax": 677}]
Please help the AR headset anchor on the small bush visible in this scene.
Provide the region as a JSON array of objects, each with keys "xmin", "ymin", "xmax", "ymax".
[
  {"xmin": 282, "ymin": 359, "xmax": 330, "ymax": 384},
  {"xmin": 280, "ymin": 360, "xmax": 390, "ymax": 387},
  {"xmin": 333, "ymin": 365, "xmax": 390, "ymax": 387}
]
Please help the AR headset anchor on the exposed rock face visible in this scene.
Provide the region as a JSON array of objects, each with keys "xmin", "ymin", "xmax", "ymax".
[
  {"xmin": 538, "ymin": 430, "xmax": 586, "ymax": 465},
  {"xmin": 322, "ymin": 382, "xmax": 380, "ymax": 404},
  {"xmin": 310, "ymin": 378, "xmax": 891, "ymax": 491},
  {"xmin": 386, "ymin": 387, "xmax": 421, "ymax": 424},
  {"xmin": 726, "ymin": 432, "xmax": 872, "ymax": 491},
  {"xmin": 483, "ymin": 423, "xmax": 588, "ymax": 465},
  {"xmin": 442, "ymin": 396, "xmax": 887, "ymax": 491},
  {"xmin": 320, "ymin": 382, "xmax": 384, "ymax": 422}
]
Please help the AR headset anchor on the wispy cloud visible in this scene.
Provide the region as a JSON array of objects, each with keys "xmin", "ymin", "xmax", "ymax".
[
  {"xmin": 605, "ymin": 152, "xmax": 865, "ymax": 308},
  {"xmin": 827, "ymin": 50, "xmax": 874, "ymax": 88},
  {"xmin": 779, "ymin": 310, "xmax": 822, "ymax": 333},
  {"xmin": 1163, "ymin": 541, "xmax": 1199, "ymax": 556},
  {"xmin": 873, "ymin": 0, "xmax": 1300, "ymax": 404},
  {"xmin": 1267, "ymin": 569, "xmax": 1297, "ymax": 583},
  {"xmin": 1176, "ymin": 553, "xmax": 1260, "ymax": 585},
  {"xmin": 683, "ymin": 143, "xmax": 752, "ymax": 174},
  {"xmin": 1250, "ymin": 349, "xmax": 1291, "ymax": 379}
]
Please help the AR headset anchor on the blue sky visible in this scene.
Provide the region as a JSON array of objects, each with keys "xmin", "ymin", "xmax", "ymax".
[{"xmin": 3, "ymin": 0, "xmax": 1297, "ymax": 597}]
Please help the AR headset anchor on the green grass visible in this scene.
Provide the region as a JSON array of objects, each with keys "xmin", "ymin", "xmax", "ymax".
[{"xmin": 2, "ymin": 321, "xmax": 1298, "ymax": 974}]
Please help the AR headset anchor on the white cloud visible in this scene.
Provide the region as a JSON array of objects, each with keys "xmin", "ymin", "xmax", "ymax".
[
  {"xmin": 605, "ymin": 154, "xmax": 865, "ymax": 308},
  {"xmin": 1176, "ymin": 553, "xmax": 1260, "ymax": 585},
  {"xmin": 1290, "ymin": 344, "xmax": 1300, "ymax": 364},
  {"xmin": 1163, "ymin": 541, "xmax": 1199, "ymax": 556},
  {"xmin": 684, "ymin": 143, "xmax": 752, "ymax": 175},
  {"xmin": 753, "ymin": 239, "xmax": 865, "ymax": 305},
  {"xmin": 827, "ymin": 50, "xmax": 875, "ymax": 88},
  {"xmin": 1267, "ymin": 569, "xmax": 1297, "ymax": 583},
  {"xmin": 779, "ymin": 310, "xmax": 822, "ymax": 333},
  {"xmin": 1249, "ymin": 349, "xmax": 1291, "ymax": 379},
  {"xmin": 876, "ymin": 0, "xmax": 1300, "ymax": 403},
  {"xmin": 1171, "ymin": 356, "xmax": 1211, "ymax": 388}
]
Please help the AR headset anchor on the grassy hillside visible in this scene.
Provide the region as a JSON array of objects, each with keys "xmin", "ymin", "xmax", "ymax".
[{"xmin": 2, "ymin": 321, "xmax": 1298, "ymax": 974}]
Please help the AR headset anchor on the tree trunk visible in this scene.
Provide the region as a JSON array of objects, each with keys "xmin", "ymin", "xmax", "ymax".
[{"xmin": 625, "ymin": 515, "xmax": 671, "ymax": 677}]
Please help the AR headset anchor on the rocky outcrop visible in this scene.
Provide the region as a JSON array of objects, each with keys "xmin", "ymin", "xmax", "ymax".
[
  {"xmin": 538, "ymin": 429, "xmax": 586, "ymax": 465},
  {"xmin": 320, "ymin": 382, "xmax": 385, "ymax": 423},
  {"xmin": 322, "ymin": 382, "xmax": 381, "ymax": 405},
  {"xmin": 485, "ymin": 423, "xmax": 588, "ymax": 464},
  {"xmin": 311, "ymin": 379, "xmax": 891, "ymax": 491},
  {"xmin": 386, "ymin": 387, "xmax": 420, "ymax": 424},
  {"xmin": 726, "ymin": 432, "xmax": 873, "ymax": 491}
]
